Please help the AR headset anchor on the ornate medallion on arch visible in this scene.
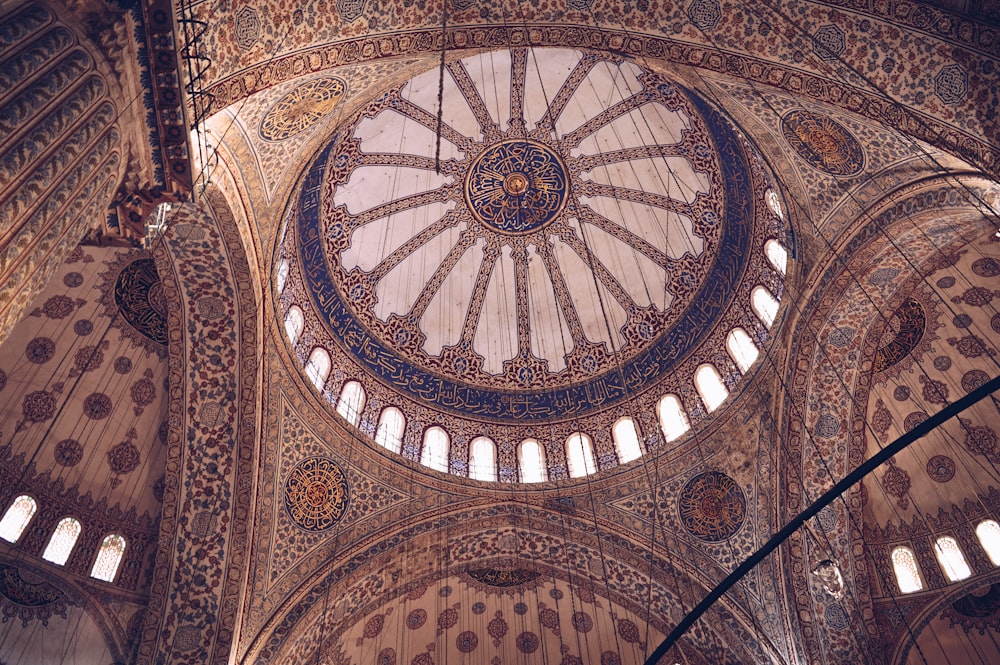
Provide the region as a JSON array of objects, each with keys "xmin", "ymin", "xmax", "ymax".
[
  {"xmin": 259, "ymin": 76, "xmax": 347, "ymax": 141},
  {"xmin": 97, "ymin": 252, "xmax": 169, "ymax": 358},
  {"xmin": 284, "ymin": 456, "xmax": 350, "ymax": 531},
  {"xmin": 780, "ymin": 109, "xmax": 865, "ymax": 176},
  {"xmin": 677, "ymin": 470, "xmax": 746, "ymax": 541}
]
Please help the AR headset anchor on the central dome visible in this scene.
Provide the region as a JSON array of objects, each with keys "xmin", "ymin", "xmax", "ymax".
[{"xmin": 292, "ymin": 48, "xmax": 765, "ymax": 424}]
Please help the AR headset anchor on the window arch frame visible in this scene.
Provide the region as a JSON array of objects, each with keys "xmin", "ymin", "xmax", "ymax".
[
  {"xmin": 657, "ymin": 394, "xmax": 690, "ymax": 443},
  {"xmin": 304, "ymin": 346, "xmax": 332, "ymax": 392},
  {"xmin": 284, "ymin": 305, "xmax": 304, "ymax": 345},
  {"xmin": 518, "ymin": 439, "xmax": 547, "ymax": 483},
  {"xmin": 890, "ymin": 546, "xmax": 924, "ymax": 593},
  {"xmin": 566, "ymin": 432, "xmax": 597, "ymax": 478},
  {"xmin": 751, "ymin": 285, "xmax": 779, "ymax": 329},
  {"xmin": 336, "ymin": 380, "xmax": 366, "ymax": 426},
  {"xmin": 90, "ymin": 533, "xmax": 127, "ymax": 583},
  {"xmin": 694, "ymin": 363, "xmax": 729, "ymax": 413},
  {"xmin": 0, "ymin": 495, "xmax": 37, "ymax": 544},
  {"xmin": 468, "ymin": 436, "xmax": 497, "ymax": 482},
  {"xmin": 42, "ymin": 516, "xmax": 82, "ymax": 566},
  {"xmin": 976, "ymin": 519, "xmax": 1000, "ymax": 566},
  {"xmin": 726, "ymin": 327, "xmax": 759, "ymax": 374},
  {"xmin": 934, "ymin": 535, "xmax": 972, "ymax": 582},
  {"xmin": 374, "ymin": 406, "xmax": 406, "ymax": 453},
  {"xmin": 421, "ymin": 426, "xmax": 450, "ymax": 473},
  {"xmin": 764, "ymin": 239, "xmax": 788, "ymax": 275},
  {"xmin": 613, "ymin": 417, "xmax": 643, "ymax": 464},
  {"xmin": 276, "ymin": 258, "xmax": 291, "ymax": 294}
]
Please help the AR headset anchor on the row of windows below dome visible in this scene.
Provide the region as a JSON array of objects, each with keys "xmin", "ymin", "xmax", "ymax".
[
  {"xmin": 0, "ymin": 495, "xmax": 126, "ymax": 583},
  {"xmin": 891, "ymin": 522, "xmax": 1000, "ymax": 593}
]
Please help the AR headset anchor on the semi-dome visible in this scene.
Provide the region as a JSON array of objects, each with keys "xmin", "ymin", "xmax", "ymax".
[{"xmin": 278, "ymin": 47, "xmax": 787, "ymax": 481}]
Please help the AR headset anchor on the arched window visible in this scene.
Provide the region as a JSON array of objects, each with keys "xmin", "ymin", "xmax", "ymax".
[
  {"xmin": 566, "ymin": 433, "xmax": 597, "ymax": 478},
  {"xmin": 657, "ymin": 395, "xmax": 690, "ymax": 442},
  {"xmin": 613, "ymin": 418, "xmax": 643, "ymax": 464},
  {"xmin": 90, "ymin": 534, "xmax": 126, "ymax": 582},
  {"xmin": 284, "ymin": 306, "xmax": 304, "ymax": 345},
  {"xmin": 764, "ymin": 239, "xmax": 788, "ymax": 275},
  {"xmin": 519, "ymin": 439, "xmax": 547, "ymax": 483},
  {"xmin": 767, "ymin": 189, "xmax": 783, "ymax": 220},
  {"xmin": 305, "ymin": 347, "xmax": 331, "ymax": 391},
  {"xmin": 276, "ymin": 258, "xmax": 290, "ymax": 294},
  {"xmin": 695, "ymin": 364, "xmax": 729, "ymax": 413},
  {"xmin": 42, "ymin": 517, "xmax": 82, "ymax": 566},
  {"xmin": 976, "ymin": 520, "xmax": 1000, "ymax": 566},
  {"xmin": 421, "ymin": 427, "xmax": 450, "ymax": 473},
  {"xmin": 375, "ymin": 407, "xmax": 405, "ymax": 453},
  {"xmin": 469, "ymin": 437, "xmax": 497, "ymax": 482},
  {"xmin": 726, "ymin": 328, "xmax": 759, "ymax": 374},
  {"xmin": 0, "ymin": 495, "xmax": 37, "ymax": 543},
  {"xmin": 751, "ymin": 286, "xmax": 779, "ymax": 329},
  {"xmin": 935, "ymin": 536, "xmax": 972, "ymax": 582},
  {"xmin": 336, "ymin": 380, "xmax": 366, "ymax": 426},
  {"xmin": 891, "ymin": 546, "xmax": 923, "ymax": 593}
]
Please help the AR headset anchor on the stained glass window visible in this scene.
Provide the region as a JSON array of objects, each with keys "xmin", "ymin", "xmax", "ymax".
[
  {"xmin": 42, "ymin": 517, "xmax": 81, "ymax": 566},
  {"xmin": 764, "ymin": 239, "xmax": 788, "ymax": 275},
  {"xmin": 613, "ymin": 418, "xmax": 643, "ymax": 464},
  {"xmin": 90, "ymin": 534, "xmax": 126, "ymax": 582},
  {"xmin": 469, "ymin": 437, "xmax": 497, "ymax": 482},
  {"xmin": 421, "ymin": 427, "xmax": 450, "ymax": 473},
  {"xmin": 695, "ymin": 364, "xmax": 729, "ymax": 413},
  {"xmin": 0, "ymin": 495, "xmax": 37, "ymax": 543},
  {"xmin": 305, "ymin": 347, "xmax": 331, "ymax": 391},
  {"xmin": 657, "ymin": 395, "xmax": 690, "ymax": 442},
  {"xmin": 276, "ymin": 259, "xmax": 290, "ymax": 293},
  {"xmin": 566, "ymin": 433, "xmax": 597, "ymax": 478},
  {"xmin": 336, "ymin": 380, "xmax": 366, "ymax": 426},
  {"xmin": 726, "ymin": 328, "xmax": 759, "ymax": 374},
  {"xmin": 751, "ymin": 286, "xmax": 779, "ymax": 329},
  {"xmin": 284, "ymin": 306, "xmax": 304, "ymax": 345},
  {"xmin": 519, "ymin": 439, "xmax": 546, "ymax": 483},
  {"xmin": 935, "ymin": 536, "xmax": 972, "ymax": 581},
  {"xmin": 890, "ymin": 546, "xmax": 923, "ymax": 593},
  {"xmin": 375, "ymin": 407, "xmax": 405, "ymax": 453}
]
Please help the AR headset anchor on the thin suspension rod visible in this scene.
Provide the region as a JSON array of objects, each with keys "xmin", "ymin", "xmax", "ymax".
[{"xmin": 644, "ymin": 374, "xmax": 1000, "ymax": 665}]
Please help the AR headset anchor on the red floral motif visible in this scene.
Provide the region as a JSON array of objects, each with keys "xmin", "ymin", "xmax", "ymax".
[
  {"xmin": 487, "ymin": 610, "xmax": 508, "ymax": 646},
  {"xmin": 948, "ymin": 334, "xmax": 995, "ymax": 359},
  {"xmin": 951, "ymin": 286, "xmax": 1000, "ymax": 307},
  {"xmin": 960, "ymin": 418, "xmax": 1000, "ymax": 463},
  {"xmin": 880, "ymin": 459, "xmax": 911, "ymax": 510},
  {"xmin": 871, "ymin": 399, "xmax": 892, "ymax": 442},
  {"xmin": 436, "ymin": 605, "xmax": 459, "ymax": 634},
  {"xmin": 377, "ymin": 648, "xmax": 396, "ymax": 665},
  {"xmin": 455, "ymin": 630, "xmax": 478, "ymax": 653},
  {"xmin": 515, "ymin": 631, "xmax": 539, "ymax": 653},
  {"xmin": 130, "ymin": 368, "xmax": 157, "ymax": 415},
  {"xmin": 21, "ymin": 390, "xmax": 55, "ymax": 423},
  {"xmin": 926, "ymin": 455, "xmax": 955, "ymax": 483},
  {"xmin": 919, "ymin": 375, "xmax": 949, "ymax": 405},
  {"xmin": 538, "ymin": 604, "xmax": 560, "ymax": 635},
  {"xmin": 69, "ymin": 340, "xmax": 109, "ymax": 377},
  {"xmin": 405, "ymin": 609, "xmax": 426, "ymax": 630}
]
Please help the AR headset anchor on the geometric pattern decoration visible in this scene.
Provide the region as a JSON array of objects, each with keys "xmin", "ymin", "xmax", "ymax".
[
  {"xmin": 873, "ymin": 298, "xmax": 925, "ymax": 373},
  {"xmin": 677, "ymin": 470, "xmax": 746, "ymax": 541},
  {"xmin": 294, "ymin": 47, "xmax": 767, "ymax": 422},
  {"xmin": 259, "ymin": 77, "xmax": 347, "ymax": 141},
  {"xmin": 780, "ymin": 109, "xmax": 865, "ymax": 176},
  {"xmin": 284, "ymin": 457, "xmax": 350, "ymax": 531}
]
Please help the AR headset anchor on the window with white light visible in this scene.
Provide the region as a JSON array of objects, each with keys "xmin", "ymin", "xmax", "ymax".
[
  {"xmin": 469, "ymin": 437, "xmax": 497, "ymax": 482},
  {"xmin": 891, "ymin": 546, "xmax": 923, "ymax": 593},
  {"xmin": 519, "ymin": 439, "xmax": 547, "ymax": 483},
  {"xmin": 42, "ymin": 517, "xmax": 81, "ymax": 566},
  {"xmin": 276, "ymin": 259, "xmax": 290, "ymax": 293},
  {"xmin": 657, "ymin": 395, "xmax": 690, "ymax": 442},
  {"xmin": 726, "ymin": 328, "xmax": 759, "ymax": 374},
  {"xmin": 613, "ymin": 418, "xmax": 643, "ymax": 464},
  {"xmin": 336, "ymin": 380, "xmax": 366, "ymax": 426},
  {"xmin": 421, "ymin": 427, "xmax": 450, "ymax": 472},
  {"xmin": 284, "ymin": 306, "xmax": 304, "ymax": 345},
  {"xmin": 751, "ymin": 286, "xmax": 779, "ymax": 328},
  {"xmin": 764, "ymin": 239, "xmax": 788, "ymax": 275},
  {"xmin": 375, "ymin": 407, "xmax": 405, "ymax": 453},
  {"xmin": 976, "ymin": 520, "xmax": 1000, "ymax": 566},
  {"xmin": 0, "ymin": 495, "xmax": 37, "ymax": 543},
  {"xmin": 935, "ymin": 536, "xmax": 972, "ymax": 581},
  {"xmin": 566, "ymin": 433, "xmax": 597, "ymax": 478},
  {"xmin": 767, "ymin": 189, "xmax": 783, "ymax": 219},
  {"xmin": 90, "ymin": 534, "xmax": 126, "ymax": 582},
  {"xmin": 695, "ymin": 364, "xmax": 729, "ymax": 413},
  {"xmin": 305, "ymin": 347, "xmax": 331, "ymax": 391}
]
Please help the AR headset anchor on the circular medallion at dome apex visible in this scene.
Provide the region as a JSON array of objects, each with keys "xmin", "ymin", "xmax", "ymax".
[
  {"xmin": 290, "ymin": 48, "xmax": 778, "ymax": 425},
  {"xmin": 465, "ymin": 139, "xmax": 569, "ymax": 235}
]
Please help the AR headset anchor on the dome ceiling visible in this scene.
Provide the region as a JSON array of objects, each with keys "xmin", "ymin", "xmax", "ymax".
[{"xmin": 286, "ymin": 47, "xmax": 782, "ymax": 427}]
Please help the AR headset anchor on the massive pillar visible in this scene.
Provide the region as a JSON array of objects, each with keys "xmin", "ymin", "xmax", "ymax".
[{"xmin": 0, "ymin": 1, "xmax": 139, "ymax": 341}]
